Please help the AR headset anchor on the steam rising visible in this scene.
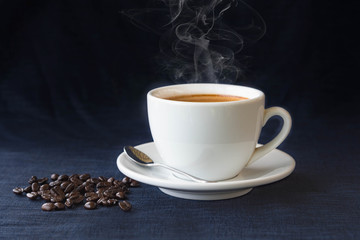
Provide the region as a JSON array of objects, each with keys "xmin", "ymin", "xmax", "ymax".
[{"xmin": 123, "ymin": 0, "xmax": 265, "ymax": 83}]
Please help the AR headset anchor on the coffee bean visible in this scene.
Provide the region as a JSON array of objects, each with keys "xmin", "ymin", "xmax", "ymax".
[
  {"xmin": 89, "ymin": 178, "xmax": 100, "ymax": 184},
  {"xmin": 107, "ymin": 199, "xmax": 118, "ymax": 205},
  {"xmin": 79, "ymin": 173, "xmax": 90, "ymax": 181},
  {"xmin": 40, "ymin": 191, "xmax": 51, "ymax": 201},
  {"xmin": 64, "ymin": 183, "xmax": 75, "ymax": 193},
  {"xmin": 51, "ymin": 186, "xmax": 65, "ymax": 199},
  {"xmin": 103, "ymin": 188, "xmax": 118, "ymax": 198},
  {"xmin": 130, "ymin": 180, "xmax": 140, "ymax": 187},
  {"xmin": 113, "ymin": 180, "xmax": 124, "ymax": 187},
  {"xmin": 13, "ymin": 187, "xmax": 23, "ymax": 195},
  {"xmin": 51, "ymin": 195, "xmax": 64, "ymax": 203},
  {"xmin": 31, "ymin": 182, "xmax": 40, "ymax": 192},
  {"xmin": 26, "ymin": 192, "xmax": 38, "ymax": 200},
  {"xmin": 57, "ymin": 175, "xmax": 69, "ymax": 181},
  {"xmin": 97, "ymin": 197, "xmax": 109, "ymax": 206},
  {"xmin": 69, "ymin": 174, "xmax": 79, "ymax": 180},
  {"xmin": 70, "ymin": 177, "xmax": 83, "ymax": 186},
  {"xmin": 51, "ymin": 173, "xmax": 59, "ymax": 181},
  {"xmin": 37, "ymin": 177, "xmax": 48, "ymax": 184},
  {"xmin": 60, "ymin": 181, "xmax": 70, "ymax": 190},
  {"xmin": 67, "ymin": 191, "xmax": 81, "ymax": 200},
  {"xmin": 49, "ymin": 180, "xmax": 61, "ymax": 187},
  {"xmin": 119, "ymin": 200, "xmax": 132, "ymax": 212},
  {"xmin": 98, "ymin": 176, "xmax": 107, "ymax": 182},
  {"xmin": 96, "ymin": 188, "xmax": 106, "ymax": 196},
  {"xmin": 28, "ymin": 176, "xmax": 37, "ymax": 184},
  {"xmin": 72, "ymin": 195, "xmax": 85, "ymax": 204},
  {"xmin": 23, "ymin": 186, "xmax": 32, "ymax": 193},
  {"xmin": 115, "ymin": 192, "xmax": 126, "ymax": 200},
  {"xmin": 122, "ymin": 177, "xmax": 130, "ymax": 184},
  {"xmin": 85, "ymin": 184, "xmax": 95, "ymax": 192},
  {"xmin": 85, "ymin": 192, "xmax": 99, "ymax": 202},
  {"xmin": 107, "ymin": 177, "xmax": 115, "ymax": 183},
  {"xmin": 42, "ymin": 202, "xmax": 55, "ymax": 211},
  {"xmin": 65, "ymin": 198, "xmax": 74, "ymax": 208},
  {"xmin": 87, "ymin": 196, "xmax": 100, "ymax": 202},
  {"xmin": 84, "ymin": 201, "xmax": 97, "ymax": 210},
  {"xmin": 54, "ymin": 202, "xmax": 65, "ymax": 210},
  {"xmin": 40, "ymin": 184, "xmax": 50, "ymax": 191},
  {"xmin": 96, "ymin": 181, "xmax": 112, "ymax": 188}
]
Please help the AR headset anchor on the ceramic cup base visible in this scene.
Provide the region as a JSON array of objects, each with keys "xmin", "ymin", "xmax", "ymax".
[{"xmin": 159, "ymin": 187, "xmax": 253, "ymax": 200}]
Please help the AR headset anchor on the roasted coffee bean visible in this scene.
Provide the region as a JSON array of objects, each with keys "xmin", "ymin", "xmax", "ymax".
[
  {"xmin": 72, "ymin": 195, "xmax": 85, "ymax": 204},
  {"xmin": 85, "ymin": 192, "xmax": 99, "ymax": 202},
  {"xmin": 75, "ymin": 184, "xmax": 86, "ymax": 193},
  {"xmin": 51, "ymin": 173, "xmax": 59, "ymax": 181},
  {"xmin": 96, "ymin": 188, "xmax": 106, "ymax": 196},
  {"xmin": 57, "ymin": 175, "xmax": 69, "ymax": 181},
  {"xmin": 103, "ymin": 188, "xmax": 118, "ymax": 198},
  {"xmin": 26, "ymin": 192, "xmax": 38, "ymax": 200},
  {"xmin": 85, "ymin": 184, "xmax": 95, "ymax": 192},
  {"xmin": 130, "ymin": 180, "xmax": 140, "ymax": 187},
  {"xmin": 40, "ymin": 191, "xmax": 51, "ymax": 201},
  {"xmin": 70, "ymin": 177, "xmax": 83, "ymax": 186},
  {"xmin": 51, "ymin": 195, "xmax": 64, "ymax": 203},
  {"xmin": 40, "ymin": 184, "xmax": 50, "ymax": 191},
  {"xmin": 98, "ymin": 176, "xmax": 107, "ymax": 182},
  {"xmin": 54, "ymin": 202, "xmax": 65, "ymax": 210},
  {"xmin": 65, "ymin": 198, "xmax": 74, "ymax": 208},
  {"xmin": 31, "ymin": 182, "xmax": 40, "ymax": 192},
  {"xmin": 13, "ymin": 187, "xmax": 23, "ymax": 195},
  {"xmin": 84, "ymin": 201, "xmax": 97, "ymax": 210},
  {"xmin": 42, "ymin": 202, "xmax": 55, "ymax": 211},
  {"xmin": 64, "ymin": 183, "xmax": 75, "ymax": 193},
  {"xmin": 84, "ymin": 192, "xmax": 94, "ymax": 197},
  {"xmin": 86, "ymin": 196, "xmax": 99, "ymax": 202},
  {"xmin": 49, "ymin": 180, "xmax": 61, "ymax": 187},
  {"xmin": 119, "ymin": 200, "xmax": 132, "ymax": 212},
  {"xmin": 122, "ymin": 177, "xmax": 130, "ymax": 184},
  {"xmin": 23, "ymin": 186, "xmax": 32, "ymax": 193},
  {"xmin": 60, "ymin": 181, "xmax": 70, "ymax": 190},
  {"xmin": 37, "ymin": 177, "xmax": 48, "ymax": 184},
  {"xmin": 51, "ymin": 186, "xmax": 65, "ymax": 198},
  {"xmin": 67, "ymin": 191, "xmax": 81, "ymax": 199},
  {"xmin": 79, "ymin": 173, "xmax": 90, "ymax": 181},
  {"xmin": 113, "ymin": 180, "xmax": 124, "ymax": 187},
  {"xmin": 107, "ymin": 177, "xmax": 115, "ymax": 183},
  {"xmin": 115, "ymin": 192, "xmax": 126, "ymax": 200},
  {"xmin": 107, "ymin": 199, "xmax": 118, "ymax": 205},
  {"xmin": 97, "ymin": 197, "xmax": 109, "ymax": 206},
  {"xmin": 89, "ymin": 178, "xmax": 100, "ymax": 184},
  {"xmin": 96, "ymin": 181, "xmax": 112, "ymax": 189},
  {"xmin": 69, "ymin": 174, "xmax": 79, "ymax": 180},
  {"xmin": 28, "ymin": 176, "xmax": 38, "ymax": 184}
]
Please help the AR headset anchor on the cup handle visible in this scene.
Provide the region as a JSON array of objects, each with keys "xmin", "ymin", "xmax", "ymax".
[{"xmin": 246, "ymin": 107, "xmax": 292, "ymax": 166}]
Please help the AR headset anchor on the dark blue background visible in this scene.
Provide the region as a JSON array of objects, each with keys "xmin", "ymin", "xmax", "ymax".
[{"xmin": 1, "ymin": 0, "xmax": 359, "ymax": 239}]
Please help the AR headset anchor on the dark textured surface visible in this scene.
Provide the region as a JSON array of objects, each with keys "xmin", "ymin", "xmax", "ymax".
[{"xmin": 1, "ymin": 1, "xmax": 359, "ymax": 239}]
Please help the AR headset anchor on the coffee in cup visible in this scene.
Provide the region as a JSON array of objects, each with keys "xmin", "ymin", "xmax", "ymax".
[{"xmin": 147, "ymin": 83, "xmax": 292, "ymax": 181}]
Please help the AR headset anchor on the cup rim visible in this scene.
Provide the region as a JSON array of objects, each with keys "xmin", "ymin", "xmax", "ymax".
[{"xmin": 147, "ymin": 83, "xmax": 264, "ymax": 105}]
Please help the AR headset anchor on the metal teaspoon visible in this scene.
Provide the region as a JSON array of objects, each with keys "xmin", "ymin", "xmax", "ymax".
[{"xmin": 123, "ymin": 146, "xmax": 212, "ymax": 183}]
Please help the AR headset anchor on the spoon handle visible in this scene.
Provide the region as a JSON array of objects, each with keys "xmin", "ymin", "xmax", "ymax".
[{"xmin": 154, "ymin": 163, "xmax": 212, "ymax": 183}]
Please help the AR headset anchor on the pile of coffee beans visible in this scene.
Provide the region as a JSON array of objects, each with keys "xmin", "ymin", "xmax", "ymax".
[{"xmin": 12, "ymin": 174, "xmax": 140, "ymax": 212}]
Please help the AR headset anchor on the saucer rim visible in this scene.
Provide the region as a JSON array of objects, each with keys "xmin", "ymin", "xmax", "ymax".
[{"xmin": 117, "ymin": 142, "xmax": 295, "ymax": 192}]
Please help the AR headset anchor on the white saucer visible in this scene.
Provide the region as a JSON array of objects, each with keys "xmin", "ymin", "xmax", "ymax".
[{"xmin": 116, "ymin": 142, "xmax": 295, "ymax": 200}]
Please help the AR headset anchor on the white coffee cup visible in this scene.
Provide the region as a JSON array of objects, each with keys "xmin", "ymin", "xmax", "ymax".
[{"xmin": 147, "ymin": 83, "xmax": 292, "ymax": 181}]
